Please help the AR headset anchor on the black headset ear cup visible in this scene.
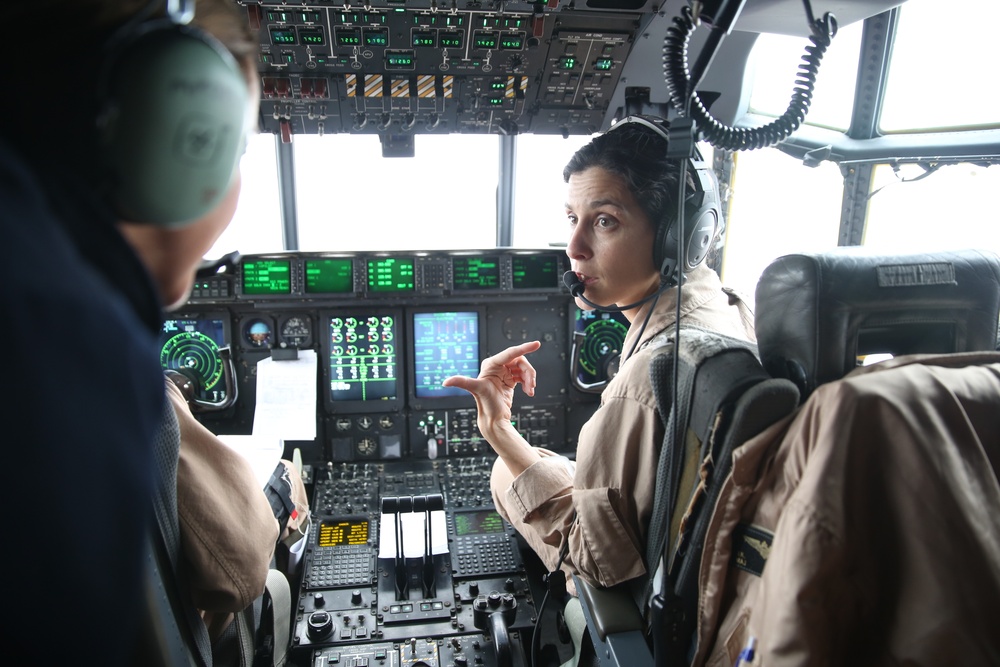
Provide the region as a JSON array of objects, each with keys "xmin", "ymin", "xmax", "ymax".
[
  {"xmin": 653, "ymin": 163, "xmax": 721, "ymax": 277},
  {"xmin": 100, "ymin": 22, "xmax": 250, "ymax": 227},
  {"xmin": 604, "ymin": 115, "xmax": 722, "ymax": 279}
]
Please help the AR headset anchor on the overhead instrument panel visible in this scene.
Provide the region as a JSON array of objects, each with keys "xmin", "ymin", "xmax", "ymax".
[{"xmin": 239, "ymin": 0, "xmax": 653, "ymax": 138}]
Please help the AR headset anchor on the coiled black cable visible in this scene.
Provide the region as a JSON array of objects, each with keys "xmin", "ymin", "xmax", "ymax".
[{"xmin": 663, "ymin": 3, "xmax": 838, "ymax": 151}]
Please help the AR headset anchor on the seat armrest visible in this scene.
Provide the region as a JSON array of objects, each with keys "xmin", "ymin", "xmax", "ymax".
[{"xmin": 575, "ymin": 577, "xmax": 645, "ymax": 641}]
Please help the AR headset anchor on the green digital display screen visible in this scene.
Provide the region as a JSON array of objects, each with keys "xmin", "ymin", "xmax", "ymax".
[
  {"xmin": 512, "ymin": 255, "xmax": 558, "ymax": 289},
  {"xmin": 299, "ymin": 28, "xmax": 326, "ymax": 45},
  {"xmin": 594, "ymin": 57, "xmax": 613, "ymax": 70},
  {"xmin": 336, "ymin": 27, "xmax": 361, "ymax": 46},
  {"xmin": 385, "ymin": 51, "xmax": 415, "ymax": 69},
  {"xmin": 439, "ymin": 32, "xmax": 463, "ymax": 48},
  {"xmin": 500, "ymin": 32, "xmax": 524, "ymax": 50},
  {"xmin": 452, "ymin": 256, "xmax": 500, "ymax": 290},
  {"xmin": 305, "ymin": 258, "xmax": 354, "ymax": 294},
  {"xmin": 242, "ymin": 259, "xmax": 291, "ymax": 295},
  {"xmin": 412, "ymin": 30, "xmax": 436, "ymax": 47},
  {"xmin": 364, "ymin": 28, "xmax": 388, "ymax": 46},
  {"xmin": 473, "ymin": 31, "xmax": 497, "ymax": 49},
  {"xmin": 367, "ymin": 257, "xmax": 414, "ymax": 292},
  {"xmin": 558, "ymin": 56, "xmax": 576, "ymax": 69},
  {"xmin": 454, "ymin": 510, "xmax": 505, "ymax": 536},
  {"xmin": 269, "ymin": 27, "xmax": 296, "ymax": 45}
]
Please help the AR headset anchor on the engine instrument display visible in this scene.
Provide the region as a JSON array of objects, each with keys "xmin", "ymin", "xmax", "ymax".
[{"xmin": 327, "ymin": 313, "xmax": 400, "ymax": 409}]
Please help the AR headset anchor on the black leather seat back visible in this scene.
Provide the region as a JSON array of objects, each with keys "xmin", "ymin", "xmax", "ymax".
[{"xmin": 754, "ymin": 248, "xmax": 1000, "ymax": 400}]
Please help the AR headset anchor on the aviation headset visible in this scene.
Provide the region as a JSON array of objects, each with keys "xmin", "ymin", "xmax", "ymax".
[
  {"xmin": 98, "ymin": 0, "xmax": 252, "ymax": 227},
  {"xmin": 602, "ymin": 115, "xmax": 721, "ymax": 281}
]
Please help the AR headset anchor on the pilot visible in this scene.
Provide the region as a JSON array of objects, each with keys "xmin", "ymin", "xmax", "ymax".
[
  {"xmin": 108, "ymin": 0, "xmax": 310, "ymax": 653},
  {"xmin": 444, "ymin": 121, "xmax": 756, "ymax": 594},
  {"xmin": 0, "ymin": 0, "xmax": 262, "ymax": 662}
]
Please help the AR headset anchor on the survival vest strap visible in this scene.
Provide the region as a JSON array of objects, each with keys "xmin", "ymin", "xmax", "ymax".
[{"xmin": 640, "ymin": 326, "xmax": 799, "ymax": 666}]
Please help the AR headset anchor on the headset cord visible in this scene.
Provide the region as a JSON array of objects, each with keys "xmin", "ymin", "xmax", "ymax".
[
  {"xmin": 531, "ymin": 536, "xmax": 571, "ymax": 667},
  {"xmin": 662, "ymin": 1, "xmax": 837, "ymax": 152}
]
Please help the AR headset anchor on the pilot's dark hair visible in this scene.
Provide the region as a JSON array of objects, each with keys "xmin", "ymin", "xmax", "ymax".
[{"xmin": 563, "ymin": 123, "xmax": 696, "ymax": 236}]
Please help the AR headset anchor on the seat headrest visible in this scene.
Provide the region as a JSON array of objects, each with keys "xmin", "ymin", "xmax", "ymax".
[{"xmin": 754, "ymin": 248, "xmax": 1000, "ymax": 399}]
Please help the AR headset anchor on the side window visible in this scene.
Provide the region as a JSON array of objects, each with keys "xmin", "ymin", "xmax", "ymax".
[
  {"xmin": 721, "ymin": 148, "xmax": 844, "ymax": 303},
  {"xmin": 864, "ymin": 163, "xmax": 1000, "ymax": 253}
]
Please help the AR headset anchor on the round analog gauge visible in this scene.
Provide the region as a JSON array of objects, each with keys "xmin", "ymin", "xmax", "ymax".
[
  {"xmin": 279, "ymin": 315, "xmax": 313, "ymax": 348},
  {"xmin": 242, "ymin": 317, "xmax": 273, "ymax": 348}
]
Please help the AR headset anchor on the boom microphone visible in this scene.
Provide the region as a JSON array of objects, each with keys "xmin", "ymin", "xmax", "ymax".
[{"xmin": 562, "ymin": 271, "xmax": 673, "ymax": 313}]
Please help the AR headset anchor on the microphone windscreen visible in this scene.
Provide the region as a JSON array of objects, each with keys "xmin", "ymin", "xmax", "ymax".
[{"xmin": 563, "ymin": 271, "xmax": 585, "ymax": 297}]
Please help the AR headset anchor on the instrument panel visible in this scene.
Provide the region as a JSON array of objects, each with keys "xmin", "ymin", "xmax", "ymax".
[
  {"xmin": 164, "ymin": 248, "xmax": 628, "ymax": 666},
  {"xmin": 161, "ymin": 249, "xmax": 627, "ymax": 461},
  {"xmin": 237, "ymin": 0, "xmax": 655, "ymax": 139}
]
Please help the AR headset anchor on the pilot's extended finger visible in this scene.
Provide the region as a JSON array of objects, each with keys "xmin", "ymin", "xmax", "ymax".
[
  {"xmin": 488, "ymin": 340, "xmax": 541, "ymax": 368},
  {"xmin": 442, "ymin": 375, "xmax": 477, "ymax": 393}
]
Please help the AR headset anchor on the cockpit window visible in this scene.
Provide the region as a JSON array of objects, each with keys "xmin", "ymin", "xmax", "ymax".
[
  {"xmin": 880, "ymin": 0, "xmax": 1000, "ymax": 132},
  {"xmin": 512, "ymin": 133, "xmax": 594, "ymax": 249},
  {"xmin": 211, "ymin": 132, "xmax": 282, "ymax": 258},
  {"xmin": 863, "ymin": 163, "xmax": 1000, "ymax": 252},
  {"xmin": 747, "ymin": 20, "xmax": 862, "ymax": 132},
  {"xmin": 294, "ymin": 134, "xmax": 498, "ymax": 251}
]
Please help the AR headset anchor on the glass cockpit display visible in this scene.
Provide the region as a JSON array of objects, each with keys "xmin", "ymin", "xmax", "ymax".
[
  {"xmin": 159, "ymin": 318, "xmax": 229, "ymax": 402},
  {"xmin": 412, "ymin": 310, "xmax": 481, "ymax": 399},
  {"xmin": 572, "ymin": 308, "xmax": 629, "ymax": 392},
  {"xmin": 326, "ymin": 312, "xmax": 400, "ymax": 409}
]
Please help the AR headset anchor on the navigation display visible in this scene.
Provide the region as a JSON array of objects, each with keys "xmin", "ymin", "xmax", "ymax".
[{"xmin": 159, "ymin": 317, "xmax": 229, "ymax": 403}]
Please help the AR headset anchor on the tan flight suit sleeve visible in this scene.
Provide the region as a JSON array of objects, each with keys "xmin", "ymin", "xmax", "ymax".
[
  {"xmin": 167, "ymin": 381, "xmax": 280, "ymax": 614},
  {"xmin": 493, "ymin": 352, "xmax": 662, "ymax": 589}
]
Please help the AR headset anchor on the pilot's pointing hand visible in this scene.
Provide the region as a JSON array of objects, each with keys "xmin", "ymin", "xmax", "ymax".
[{"xmin": 442, "ymin": 340, "xmax": 541, "ymax": 438}]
